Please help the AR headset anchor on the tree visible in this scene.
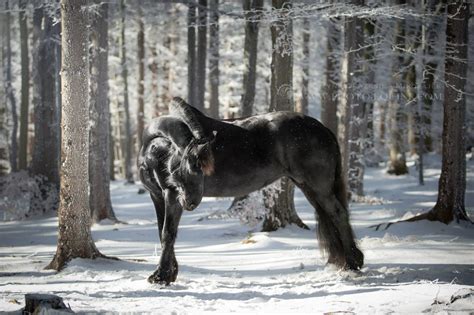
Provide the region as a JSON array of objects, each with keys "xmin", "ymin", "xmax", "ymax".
[
  {"xmin": 262, "ymin": 0, "xmax": 307, "ymax": 232},
  {"xmin": 241, "ymin": 0, "xmax": 264, "ymax": 117},
  {"xmin": 136, "ymin": 5, "xmax": 145, "ymax": 149},
  {"xmin": 18, "ymin": 0, "xmax": 29, "ymax": 170},
  {"xmin": 321, "ymin": 18, "xmax": 340, "ymax": 136},
  {"xmin": 3, "ymin": 0, "xmax": 17, "ymax": 172},
  {"xmin": 296, "ymin": 17, "xmax": 310, "ymax": 115},
  {"xmin": 119, "ymin": 0, "xmax": 134, "ymax": 183},
  {"xmin": 187, "ymin": 0, "xmax": 197, "ymax": 104},
  {"xmin": 208, "ymin": 0, "xmax": 219, "ymax": 118},
  {"xmin": 195, "ymin": 0, "xmax": 207, "ymax": 111},
  {"xmin": 47, "ymin": 0, "xmax": 107, "ymax": 271},
  {"xmin": 89, "ymin": 0, "xmax": 117, "ymax": 223},
  {"xmin": 387, "ymin": 0, "xmax": 408, "ymax": 175},
  {"xmin": 340, "ymin": 0, "xmax": 365, "ymax": 196},
  {"xmin": 374, "ymin": 1, "xmax": 471, "ymax": 229},
  {"xmin": 0, "ymin": 8, "xmax": 10, "ymax": 175},
  {"xmin": 31, "ymin": 2, "xmax": 60, "ymax": 212}
]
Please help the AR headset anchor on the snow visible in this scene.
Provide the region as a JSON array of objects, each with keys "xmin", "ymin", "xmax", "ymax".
[{"xmin": 1, "ymin": 155, "xmax": 473, "ymax": 314}]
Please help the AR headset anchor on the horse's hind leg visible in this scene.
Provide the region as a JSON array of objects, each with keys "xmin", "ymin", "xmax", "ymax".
[{"xmin": 299, "ymin": 185, "xmax": 363, "ymax": 270}]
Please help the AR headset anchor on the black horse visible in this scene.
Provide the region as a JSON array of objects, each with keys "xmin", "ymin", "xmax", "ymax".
[{"xmin": 138, "ymin": 97, "xmax": 363, "ymax": 284}]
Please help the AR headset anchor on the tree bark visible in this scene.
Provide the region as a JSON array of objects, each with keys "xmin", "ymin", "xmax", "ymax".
[
  {"xmin": 387, "ymin": 0, "xmax": 408, "ymax": 175},
  {"xmin": 3, "ymin": 0, "xmax": 17, "ymax": 172},
  {"xmin": 340, "ymin": 0, "xmax": 365, "ymax": 196},
  {"xmin": 262, "ymin": 0, "xmax": 308, "ymax": 232},
  {"xmin": 161, "ymin": 6, "xmax": 177, "ymax": 111},
  {"xmin": 89, "ymin": 0, "xmax": 117, "ymax": 223},
  {"xmin": 321, "ymin": 18, "xmax": 340, "ymax": 136},
  {"xmin": 136, "ymin": 6, "xmax": 145, "ymax": 149},
  {"xmin": 120, "ymin": 0, "xmax": 134, "ymax": 183},
  {"xmin": 208, "ymin": 0, "xmax": 219, "ymax": 119},
  {"xmin": 30, "ymin": 2, "xmax": 61, "ymax": 213},
  {"xmin": 18, "ymin": 0, "xmax": 29, "ymax": 170},
  {"xmin": 297, "ymin": 17, "xmax": 310, "ymax": 115},
  {"xmin": 47, "ymin": 0, "xmax": 105, "ymax": 271},
  {"xmin": 428, "ymin": 1, "xmax": 470, "ymax": 223},
  {"xmin": 241, "ymin": 0, "xmax": 263, "ymax": 117},
  {"xmin": 195, "ymin": 0, "xmax": 207, "ymax": 111},
  {"xmin": 0, "ymin": 8, "xmax": 10, "ymax": 175},
  {"xmin": 187, "ymin": 1, "xmax": 197, "ymax": 104}
]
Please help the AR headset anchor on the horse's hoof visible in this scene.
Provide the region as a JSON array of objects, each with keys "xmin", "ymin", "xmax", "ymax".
[{"xmin": 148, "ymin": 261, "xmax": 178, "ymax": 285}]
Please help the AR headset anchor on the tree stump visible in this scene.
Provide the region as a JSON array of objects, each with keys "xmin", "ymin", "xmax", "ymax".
[{"xmin": 24, "ymin": 293, "xmax": 73, "ymax": 314}]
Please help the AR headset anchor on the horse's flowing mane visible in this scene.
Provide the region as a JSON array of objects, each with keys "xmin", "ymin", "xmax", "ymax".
[{"xmin": 169, "ymin": 97, "xmax": 207, "ymax": 141}]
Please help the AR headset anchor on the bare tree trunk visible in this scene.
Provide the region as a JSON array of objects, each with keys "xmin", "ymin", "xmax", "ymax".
[
  {"xmin": 148, "ymin": 41, "xmax": 160, "ymax": 116},
  {"xmin": 161, "ymin": 7, "xmax": 177, "ymax": 110},
  {"xmin": 321, "ymin": 19, "xmax": 340, "ymax": 138},
  {"xmin": 89, "ymin": 0, "xmax": 117, "ymax": 223},
  {"xmin": 241, "ymin": 0, "xmax": 263, "ymax": 116},
  {"xmin": 262, "ymin": 0, "xmax": 308, "ymax": 232},
  {"xmin": 297, "ymin": 17, "xmax": 310, "ymax": 115},
  {"xmin": 187, "ymin": 1, "xmax": 197, "ymax": 104},
  {"xmin": 120, "ymin": 0, "xmax": 134, "ymax": 183},
  {"xmin": 0, "ymin": 9, "xmax": 10, "ymax": 175},
  {"xmin": 31, "ymin": 3, "xmax": 60, "ymax": 212},
  {"xmin": 195, "ymin": 0, "xmax": 207, "ymax": 111},
  {"xmin": 208, "ymin": 0, "xmax": 219, "ymax": 118},
  {"xmin": 47, "ymin": 0, "xmax": 105, "ymax": 271},
  {"xmin": 18, "ymin": 0, "xmax": 29, "ymax": 170},
  {"xmin": 136, "ymin": 6, "xmax": 145, "ymax": 149},
  {"xmin": 387, "ymin": 0, "xmax": 408, "ymax": 175},
  {"xmin": 3, "ymin": 0, "xmax": 17, "ymax": 172},
  {"xmin": 403, "ymin": 2, "xmax": 471, "ymax": 224},
  {"xmin": 340, "ymin": 0, "xmax": 365, "ymax": 196}
]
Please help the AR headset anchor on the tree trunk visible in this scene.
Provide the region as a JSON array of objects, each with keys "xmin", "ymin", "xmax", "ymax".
[
  {"xmin": 161, "ymin": 6, "xmax": 177, "ymax": 111},
  {"xmin": 4, "ymin": 0, "xmax": 17, "ymax": 172},
  {"xmin": 148, "ymin": 41, "xmax": 160, "ymax": 116},
  {"xmin": 321, "ymin": 18, "xmax": 340, "ymax": 136},
  {"xmin": 241, "ymin": 0, "xmax": 263, "ymax": 117},
  {"xmin": 89, "ymin": 0, "xmax": 117, "ymax": 223},
  {"xmin": 47, "ymin": 0, "xmax": 105, "ymax": 271},
  {"xmin": 195, "ymin": 0, "xmax": 207, "ymax": 111},
  {"xmin": 120, "ymin": 0, "xmax": 134, "ymax": 184},
  {"xmin": 387, "ymin": 0, "xmax": 408, "ymax": 175},
  {"xmin": 0, "ymin": 9, "xmax": 10, "ymax": 175},
  {"xmin": 18, "ymin": 0, "xmax": 29, "ymax": 170},
  {"xmin": 208, "ymin": 0, "xmax": 219, "ymax": 119},
  {"xmin": 428, "ymin": 2, "xmax": 470, "ymax": 223},
  {"xmin": 297, "ymin": 17, "xmax": 310, "ymax": 115},
  {"xmin": 262, "ymin": 0, "xmax": 307, "ymax": 232},
  {"xmin": 187, "ymin": 1, "xmax": 197, "ymax": 104},
  {"xmin": 31, "ymin": 3, "xmax": 61, "ymax": 212},
  {"xmin": 136, "ymin": 6, "xmax": 145, "ymax": 149},
  {"xmin": 340, "ymin": 0, "xmax": 365, "ymax": 196}
]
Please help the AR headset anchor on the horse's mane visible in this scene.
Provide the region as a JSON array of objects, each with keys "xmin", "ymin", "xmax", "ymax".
[{"xmin": 169, "ymin": 97, "xmax": 208, "ymax": 141}]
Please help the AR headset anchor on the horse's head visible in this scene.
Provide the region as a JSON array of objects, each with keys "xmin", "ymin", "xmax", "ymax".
[{"xmin": 168, "ymin": 134, "xmax": 215, "ymax": 211}]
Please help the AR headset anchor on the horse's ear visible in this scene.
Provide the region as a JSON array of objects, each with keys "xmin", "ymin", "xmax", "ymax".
[{"xmin": 196, "ymin": 141, "xmax": 215, "ymax": 176}]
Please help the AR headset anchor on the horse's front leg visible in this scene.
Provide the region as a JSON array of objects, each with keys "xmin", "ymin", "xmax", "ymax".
[{"xmin": 148, "ymin": 189, "xmax": 183, "ymax": 285}]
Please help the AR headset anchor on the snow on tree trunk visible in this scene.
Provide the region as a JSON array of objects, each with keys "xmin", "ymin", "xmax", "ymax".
[
  {"xmin": 136, "ymin": 6, "xmax": 145, "ymax": 150},
  {"xmin": 119, "ymin": 0, "xmax": 134, "ymax": 184},
  {"xmin": 321, "ymin": 18, "xmax": 340, "ymax": 136},
  {"xmin": 47, "ymin": 0, "xmax": 104, "ymax": 271},
  {"xmin": 262, "ymin": 0, "xmax": 307, "ymax": 232},
  {"xmin": 195, "ymin": 0, "xmax": 207, "ymax": 111},
  {"xmin": 340, "ymin": 0, "xmax": 365, "ymax": 196},
  {"xmin": 0, "ymin": 10, "xmax": 10, "ymax": 175},
  {"xmin": 187, "ymin": 1, "xmax": 197, "ymax": 104},
  {"xmin": 3, "ymin": 0, "xmax": 17, "ymax": 172},
  {"xmin": 429, "ymin": 2, "xmax": 470, "ymax": 223},
  {"xmin": 31, "ymin": 4, "xmax": 60, "ymax": 213},
  {"xmin": 89, "ymin": 0, "xmax": 117, "ymax": 224},
  {"xmin": 18, "ymin": 0, "xmax": 29, "ymax": 171},
  {"xmin": 208, "ymin": 0, "xmax": 219, "ymax": 119},
  {"xmin": 241, "ymin": 0, "xmax": 263, "ymax": 117},
  {"xmin": 296, "ymin": 17, "xmax": 310, "ymax": 115},
  {"xmin": 387, "ymin": 0, "xmax": 408, "ymax": 175}
]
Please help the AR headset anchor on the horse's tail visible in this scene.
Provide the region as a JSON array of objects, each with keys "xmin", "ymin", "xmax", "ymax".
[{"xmin": 334, "ymin": 145, "xmax": 348, "ymax": 210}]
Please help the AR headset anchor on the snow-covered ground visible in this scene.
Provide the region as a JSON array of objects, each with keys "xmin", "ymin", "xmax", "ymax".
[{"xmin": 1, "ymin": 155, "xmax": 473, "ymax": 314}]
